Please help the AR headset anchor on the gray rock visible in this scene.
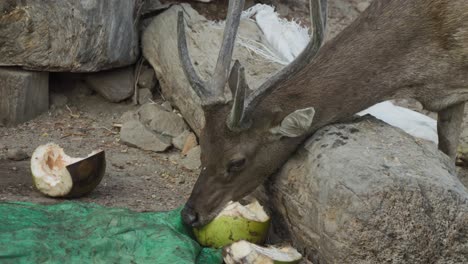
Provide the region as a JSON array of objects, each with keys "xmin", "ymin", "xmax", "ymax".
[
  {"xmin": 49, "ymin": 93, "xmax": 68, "ymax": 108},
  {"xmin": 120, "ymin": 110, "xmax": 138, "ymax": 124},
  {"xmin": 120, "ymin": 120, "xmax": 171, "ymax": 152},
  {"xmin": 181, "ymin": 132, "xmax": 198, "ymax": 155},
  {"xmin": 356, "ymin": 2, "xmax": 371, "ymax": 12},
  {"xmin": 161, "ymin": 101, "xmax": 173, "ymax": 112},
  {"xmin": 85, "ymin": 67, "xmax": 134, "ymax": 103},
  {"xmin": 265, "ymin": 118, "xmax": 468, "ymax": 264},
  {"xmin": 142, "ymin": 4, "xmax": 283, "ymax": 135},
  {"xmin": 138, "ymin": 88, "xmax": 153, "ymax": 104},
  {"xmin": 0, "ymin": 1, "xmax": 138, "ymax": 72},
  {"xmin": 180, "ymin": 146, "xmax": 201, "ymax": 170},
  {"xmin": 0, "ymin": 67, "xmax": 48, "ymax": 125},
  {"xmin": 137, "ymin": 66, "xmax": 156, "ymax": 90},
  {"xmin": 172, "ymin": 130, "xmax": 191, "ymax": 150},
  {"xmin": 138, "ymin": 103, "xmax": 188, "ymax": 137},
  {"xmin": 74, "ymin": 82, "xmax": 94, "ymax": 97},
  {"xmin": 6, "ymin": 148, "xmax": 29, "ymax": 161}
]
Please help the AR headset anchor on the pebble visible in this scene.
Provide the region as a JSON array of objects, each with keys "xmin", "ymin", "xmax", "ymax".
[{"xmin": 7, "ymin": 148, "xmax": 29, "ymax": 161}]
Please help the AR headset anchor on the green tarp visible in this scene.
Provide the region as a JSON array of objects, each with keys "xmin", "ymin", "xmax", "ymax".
[{"xmin": 0, "ymin": 202, "xmax": 222, "ymax": 264}]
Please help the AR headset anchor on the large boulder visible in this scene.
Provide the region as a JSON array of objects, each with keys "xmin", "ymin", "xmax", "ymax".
[
  {"xmin": 0, "ymin": 0, "xmax": 139, "ymax": 72},
  {"xmin": 142, "ymin": 4, "xmax": 282, "ymax": 135},
  {"xmin": 85, "ymin": 67, "xmax": 135, "ymax": 103},
  {"xmin": 263, "ymin": 117, "xmax": 468, "ymax": 263}
]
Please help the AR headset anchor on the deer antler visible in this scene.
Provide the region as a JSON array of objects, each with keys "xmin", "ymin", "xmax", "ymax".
[
  {"xmin": 177, "ymin": 0, "xmax": 245, "ymax": 105},
  {"xmin": 227, "ymin": 60, "xmax": 249, "ymax": 131},
  {"xmin": 227, "ymin": 0, "xmax": 327, "ymax": 130}
]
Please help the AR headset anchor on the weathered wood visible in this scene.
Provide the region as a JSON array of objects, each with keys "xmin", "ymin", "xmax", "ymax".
[{"xmin": 0, "ymin": 67, "xmax": 49, "ymax": 125}]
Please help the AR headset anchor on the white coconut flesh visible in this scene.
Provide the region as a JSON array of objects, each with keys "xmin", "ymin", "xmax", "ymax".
[
  {"xmin": 225, "ymin": 240, "xmax": 302, "ymax": 264},
  {"xmin": 31, "ymin": 143, "xmax": 93, "ymax": 197},
  {"xmin": 217, "ymin": 200, "xmax": 270, "ymax": 222}
]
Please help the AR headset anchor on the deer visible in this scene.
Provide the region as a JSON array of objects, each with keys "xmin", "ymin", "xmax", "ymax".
[{"xmin": 177, "ymin": 0, "xmax": 468, "ymax": 227}]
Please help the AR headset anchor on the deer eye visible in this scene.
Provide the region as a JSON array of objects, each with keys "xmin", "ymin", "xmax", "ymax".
[{"xmin": 227, "ymin": 158, "xmax": 246, "ymax": 173}]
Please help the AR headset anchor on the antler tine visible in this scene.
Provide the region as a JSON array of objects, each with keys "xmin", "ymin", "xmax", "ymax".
[
  {"xmin": 235, "ymin": 0, "xmax": 327, "ymax": 129},
  {"xmin": 177, "ymin": 12, "xmax": 210, "ymax": 98},
  {"xmin": 227, "ymin": 60, "xmax": 249, "ymax": 130},
  {"xmin": 209, "ymin": 0, "xmax": 245, "ymax": 94},
  {"xmin": 321, "ymin": 0, "xmax": 328, "ymax": 31},
  {"xmin": 178, "ymin": 0, "xmax": 245, "ymax": 103}
]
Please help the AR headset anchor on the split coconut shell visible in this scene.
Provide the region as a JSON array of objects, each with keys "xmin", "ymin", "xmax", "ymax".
[
  {"xmin": 193, "ymin": 200, "xmax": 270, "ymax": 248},
  {"xmin": 223, "ymin": 240, "xmax": 302, "ymax": 264},
  {"xmin": 31, "ymin": 143, "xmax": 106, "ymax": 198}
]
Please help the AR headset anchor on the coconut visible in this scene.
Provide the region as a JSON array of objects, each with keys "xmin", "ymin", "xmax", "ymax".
[
  {"xmin": 223, "ymin": 240, "xmax": 302, "ymax": 264},
  {"xmin": 193, "ymin": 200, "xmax": 270, "ymax": 248},
  {"xmin": 31, "ymin": 143, "xmax": 106, "ymax": 198}
]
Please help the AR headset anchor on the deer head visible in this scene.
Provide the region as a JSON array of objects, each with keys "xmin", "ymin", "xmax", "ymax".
[{"xmin": 179, "ymin": 0, "xmax": 327, "ymax": 227}]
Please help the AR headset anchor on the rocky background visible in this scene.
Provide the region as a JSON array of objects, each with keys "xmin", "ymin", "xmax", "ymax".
[{"xmin": 1, "ymin": 0, "xmax": 467, "ymax": 263}]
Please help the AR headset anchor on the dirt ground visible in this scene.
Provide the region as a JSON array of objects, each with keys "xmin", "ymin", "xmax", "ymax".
[
  {"xmin": 1, "ymin": 0, "xmax": 467, "ymax": 214},
  {"xmin": 0, "ymin": 78, "xmax": 198, "ymax": 212}
]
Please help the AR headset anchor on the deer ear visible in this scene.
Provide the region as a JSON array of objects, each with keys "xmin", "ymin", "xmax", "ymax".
[{"xmin": 269, "ymin": 107, "xmax": 316, "ymax": 138}]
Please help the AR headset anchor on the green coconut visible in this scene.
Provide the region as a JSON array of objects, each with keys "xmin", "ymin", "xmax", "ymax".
[
  {"xmin": 31, "ymin": 143, "xmax": 106, "ymax": 198},
  {"xmin": 223, "ymin": 240, "xmax": 302, "ymax": 264},
  {"xmin": 193, "ymin": 200, "xmax": 270, "ymax": 248}
]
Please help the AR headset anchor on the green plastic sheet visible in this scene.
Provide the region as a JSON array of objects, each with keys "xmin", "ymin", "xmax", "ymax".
[{"xmin": 0, "ymin": 202, "xmax": 222, "ymax": 264}]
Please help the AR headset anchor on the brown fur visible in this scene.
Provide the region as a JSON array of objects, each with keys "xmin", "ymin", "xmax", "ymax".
[{"xmin": 182, "ymin": 0, "xmax": 468, "ymax": 227}]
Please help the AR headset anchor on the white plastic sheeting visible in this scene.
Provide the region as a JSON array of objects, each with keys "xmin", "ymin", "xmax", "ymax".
[
  {"xmin": 358, "ymin": 101, "xmax": 438, "ymax": 143},
  {"xmin": 238, "ymin": 4, "xmax": 438, "ymax": 143},
  {"xmin": 241, "ymin": 4, "xmax": 310, "ymax": 65}
]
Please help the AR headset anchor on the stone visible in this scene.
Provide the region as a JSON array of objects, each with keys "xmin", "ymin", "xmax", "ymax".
[
  {"xmin": 138, "ymin": 88, "xmax": 154, "ymax": 104},
  {"xmin": 6, "ymin": 148, "xmax": 29, "ymax": 161},
  {"xmin": 49, "ymin": 93, "xmax": 68, "ymax": 109},
  {"xmin": 181, "ymin": 133, "xmax": 198, "ymax": 156},
  {"xmin": 0, "ymin": 1, "xmax": 138, "ymax": 72},
  {"xmin": 262, "ymin": 117, "xmax": 468, "ymax": 263},
  {"xmin": 172, "ymin": 130, "xmax": 191, "ymax": 150},
  {"xmin": 85, "ymin": 67, "xmax": 134, "ymax": 103},
  {"xmin": 0, "ymin": 67, "xmax": 49, "ymax": 125},
  {"xmin": 73, "ymin": 82, "xmax": 94, "ymax": 97},
  {"xmin": 356, "ymin": 2, "xmax": 371, "ymax": 12},
  {"xmin": 161, "ymin": 101, "xmax": 173, "ymax": 112},
  {"xmin": 120, "ymin": 120, "xmax": 171, "ymax": 152},
  {"xmin": 120, "ymin": 110, "xmax": 138, "ymax": 124},
  {"xmin": 137, "ymin": 65, "xmax": 156, "ymax": 90},
  {"xmin": 138, "ymin": 103, "xmax": 188, "ymax": 138},
  {"xmin": 142, "ymin": 4, "xmax": 282, "ymax": 135},
  {"xmin": 137, "ymin": 103, "xmax": 161, "ymax": 122},
  {"xmin": 180, "ymin": 146, "xmax": 201, "ymax": 170}
]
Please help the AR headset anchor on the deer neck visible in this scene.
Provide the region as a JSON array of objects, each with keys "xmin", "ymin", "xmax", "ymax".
[{"xmin": 255, "ymin": 0, "xmax": 446, "ymax": 131}]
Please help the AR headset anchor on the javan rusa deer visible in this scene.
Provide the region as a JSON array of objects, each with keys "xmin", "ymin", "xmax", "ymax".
[{"xmin": 178, "ymin": 0, "xmax": 468, "ymax": 227}]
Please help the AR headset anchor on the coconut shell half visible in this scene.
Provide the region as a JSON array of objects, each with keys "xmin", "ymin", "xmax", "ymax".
[
  {"xmin": 65, "ymin": 150, "xmax": 106, "ymax": 198},
  {"xmin": 223, "ymin": 240, "xmax": 302, "ymax": 264},
  {"xmin": 31, "ymin": 143, "xmax": 106, "ymax": 198}
]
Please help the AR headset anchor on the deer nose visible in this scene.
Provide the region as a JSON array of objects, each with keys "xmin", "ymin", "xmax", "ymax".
[{"xmin": 181, "ymin": 205, "xmax": 199, "ymax": 227}]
